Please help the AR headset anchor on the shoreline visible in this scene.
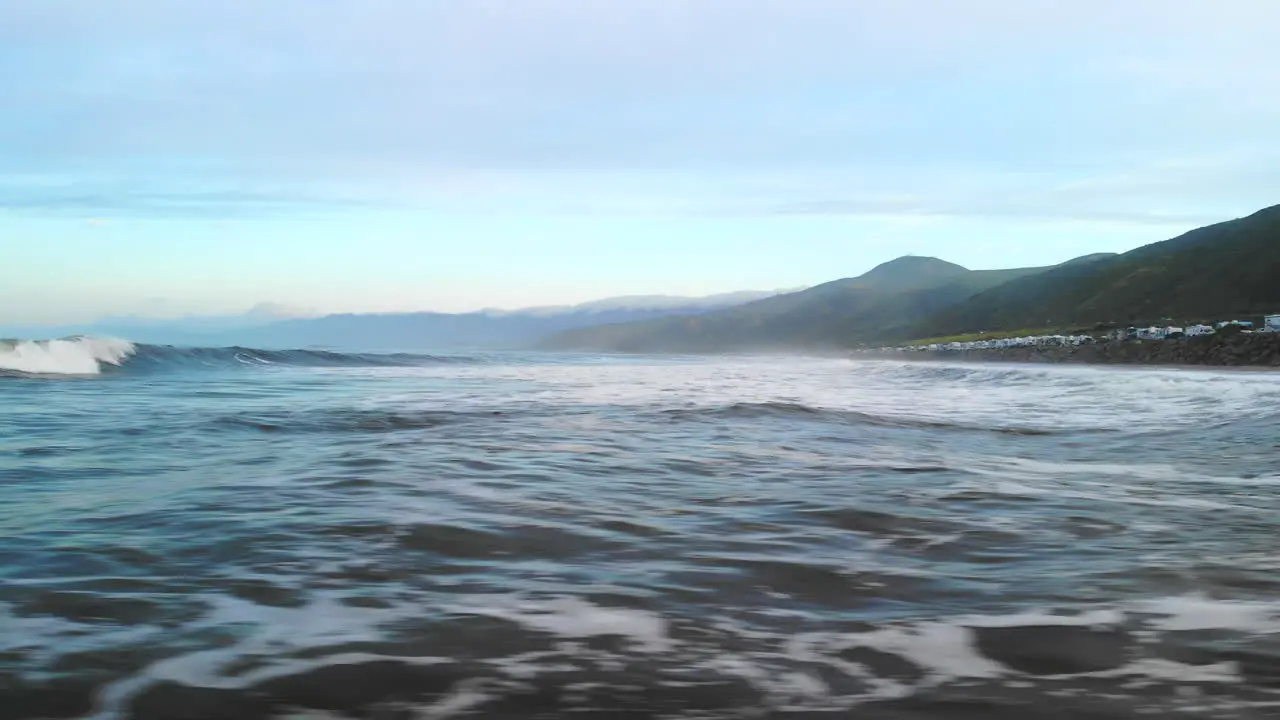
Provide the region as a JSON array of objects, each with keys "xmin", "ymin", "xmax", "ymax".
[{"xmin": 859, "ymin": 332, "xmax": 1280, "ymax": 369}]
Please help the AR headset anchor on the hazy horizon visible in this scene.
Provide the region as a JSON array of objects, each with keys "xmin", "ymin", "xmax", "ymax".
[
  {"xmin": 4, "ymin": 249, "xmax": 1120, "ymax": 331},
  {"xmin": 5, "ymin": 0, "xmax": 1279, "ymax": 324}
]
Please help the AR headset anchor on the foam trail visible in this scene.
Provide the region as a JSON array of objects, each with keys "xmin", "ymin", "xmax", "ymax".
[{"xmin": 0, "ymin": 337, "xmax": 136, "ymax": 375}]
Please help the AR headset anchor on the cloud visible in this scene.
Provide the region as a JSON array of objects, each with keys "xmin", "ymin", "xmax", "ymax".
[
  {"xmin": 0, "ymin": 180, "xmax": 381, "ymax": 218},
  {"xmin": 764, "ymin": 201, "xmax": 1218, "ymax": 227}
]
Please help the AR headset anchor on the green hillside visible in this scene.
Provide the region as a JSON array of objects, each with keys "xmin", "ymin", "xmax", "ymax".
[
  {"xmin": 543, "ymin": 204, "xmax": 1279, "ymax": 352},
  {"xmin": 913, "ymin": 204, "xmax": 1280, "ymax": 335},
  {"xmin": 543, "ymin": 257, "xmax": 1052, "ymax": 352}
]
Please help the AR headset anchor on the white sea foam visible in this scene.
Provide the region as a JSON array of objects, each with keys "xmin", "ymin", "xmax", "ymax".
[
  {"xmin": 449, "ymin": 595, "xmax": 674, "ymax": 653},
  {"xmin": 83, "ymin": 591, "xmax": 440, "ymax": 720},
  {"xmin": 1137, "ymin": 594, "xmax": 1280, "ymax": 633},
  {"xmin": 753, "ymin": 603, "xmax": 1255, "ymax": 707},
  {"xmin": 843, "ymin": 622, "xmax": 1009, "ymax": 683},
  {"xmin": 960, "ymin": 607, "xmax": 1126, "ymax": 628},
  {"xmin": 417, "ymin": 678, "xmax": 498, "ymax": 719},
  {"xmin": 0, "ymin": 601, "xmax": 164, "ymax": 671},
  {"xmin": 0, "ymin": 336, "xmax": 135, "ymax": 375},
  {"xmin": 431, "ymin": 355, "xmax": 1280, "ymax": 434},
  {"xmin": 1097, "ymin": 658, "xmax": 1242, "ymax": 685}
]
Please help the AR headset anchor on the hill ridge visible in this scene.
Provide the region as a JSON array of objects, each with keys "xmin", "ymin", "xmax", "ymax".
[
  {"xmin": 916, "ymin": 204, "xmax": 1280, "ymax": 336},
  {"xmin": 544, "ymin": 204, "xmax": 1280, "ymax": 351},
  {"xmin": 542, "ymin": 254, "xmax": 1064, "ymax": 352}
]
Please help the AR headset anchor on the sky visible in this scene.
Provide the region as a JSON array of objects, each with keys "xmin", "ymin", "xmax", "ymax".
[{"xmin": 3, "ymin": 0, "xmax": 1279, "ymax": 325}]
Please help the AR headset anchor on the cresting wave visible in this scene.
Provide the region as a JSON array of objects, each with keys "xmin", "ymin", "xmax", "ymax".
[
  {"xmin": 0, "ymin": 336, "xmax": 136, "ymax": 375},
  {"xmin": 0, "ymin": 337, "xmax": 478, "ymax": 376}
]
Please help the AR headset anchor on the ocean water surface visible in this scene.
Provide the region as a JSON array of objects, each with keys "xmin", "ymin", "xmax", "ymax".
[{"xmin": 3, "ymin": 338, "xmax": 1280, "ymax": 719}]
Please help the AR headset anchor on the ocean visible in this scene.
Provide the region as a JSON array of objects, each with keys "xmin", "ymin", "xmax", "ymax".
[{"xmin": 3, "ymin": 337, "xmax": 1280, "ymax": 719}]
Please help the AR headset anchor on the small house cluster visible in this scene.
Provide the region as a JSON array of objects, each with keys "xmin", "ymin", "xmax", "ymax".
[
  {"xmin": 1113, "ymin": 320, "xmax": 1265, "ymax": 341},
  {"xmin": 868, "ymin": 313, "xmax": 1280, "ymax": 355},
  {"xmin": 874, "ymin": 334, "xmax": 1095, "ymax": 354}
]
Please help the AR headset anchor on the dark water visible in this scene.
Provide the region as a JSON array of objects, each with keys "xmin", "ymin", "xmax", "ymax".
[{"xmin": 4, "ymin": 339, "xmax": 1280, "ymax": 719}]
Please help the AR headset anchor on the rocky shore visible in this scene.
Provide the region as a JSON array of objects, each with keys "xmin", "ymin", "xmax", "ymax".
[{"xmin": 885, "ymin": 332, "xmax": 1280, "ymax": 367}]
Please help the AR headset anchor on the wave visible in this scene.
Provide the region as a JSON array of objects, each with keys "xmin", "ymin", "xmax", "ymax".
[
  {"xmin": 660, "ymin": 401, "xmax": 1058, "ymax": 435},
  {"xmin": 0, "ymin": 336, "xmax": 136, "ymax": 376},
  {"xmin": 0, "ymin": 336, "xmax": 477, "ymax": 377},
  {"xmin": 212, "ymin": 407, "xmax": 513, "ymax": 434}
]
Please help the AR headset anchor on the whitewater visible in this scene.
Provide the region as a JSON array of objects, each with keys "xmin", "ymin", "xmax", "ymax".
[
  {"xmin": 0, "ymin": 337, "xmax": 137, "ymax": 375},
  {"xmin": 3, "ymin": 339, "xmax": 1280, "ymax": 719}
]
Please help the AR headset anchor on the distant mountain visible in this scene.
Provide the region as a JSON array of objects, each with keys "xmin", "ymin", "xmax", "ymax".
[
  {"xmin": 0, "ymin": 303, "xmax": 316, "ymax": 345},
  {"xmin": 914, "ymin": 205, "xmax": 1280, "ymax": 335},
  {"xmin": 2, "ymin": 292, "xmax": 790, "ymax": 350},
  {"xmin": 483, "ymin": 290, "xmax": 795, "ymax": 318},
  {"xmin": 541, "ymin": 257, "xmax": 1061, "ymax": 352},
  {"xmin": 201, "ymin": 290, "xmax": 794, "ymax": 351}
]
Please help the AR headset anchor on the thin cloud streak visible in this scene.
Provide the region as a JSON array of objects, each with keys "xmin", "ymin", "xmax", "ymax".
[
  {"xmin": 764, "ymin": 203, "xmax": 1219, "ymax": 227},
  {"xmin": 0, "ymin": 180, "xmax": 385, "ymax": 218}
]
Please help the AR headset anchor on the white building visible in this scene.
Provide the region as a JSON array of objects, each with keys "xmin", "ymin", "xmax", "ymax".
[
  {"xmin": 1266, "ymin": 315, "xmax": 1280, "ymax": 333},
  {"xmin": 1185, "ymin": 325, "xmax": 1215, "ymax": 337}
]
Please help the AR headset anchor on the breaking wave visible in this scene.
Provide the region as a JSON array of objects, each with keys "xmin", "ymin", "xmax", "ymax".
[
  {"xmin": 0, "ymin": 336, "xmax": 136, "ymax": 375},
  {"xmin": 0, "ymin": 336, "xmax": 476, "ymax": 377}
]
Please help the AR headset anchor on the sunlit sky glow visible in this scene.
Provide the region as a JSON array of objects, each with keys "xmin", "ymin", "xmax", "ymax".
[{"xmin": 4, "ymin": 0, "xmax": 1279, "ymax": 324}]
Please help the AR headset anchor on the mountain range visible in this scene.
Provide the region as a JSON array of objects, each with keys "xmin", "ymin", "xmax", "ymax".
[
  {"xmin": 540, "ymin": 257, "xmax": 1076, "ymax": 352},
  {"xmin": 215, "ymin": 290, "xmax": 801, "ymax": 350},
  {"xmin": 544, "ymin": 203, "xmax": 1280, "ymax": 352},
  {"xmin": 12, "ymin": 204, "xmax": 1276, "ymax": 353},
  {"xmin": 3, "ymin": 291, "xmax": 795, "ymax": 350}
]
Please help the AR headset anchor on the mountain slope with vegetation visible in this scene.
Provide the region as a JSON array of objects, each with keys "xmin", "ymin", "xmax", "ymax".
[
  {"xmin": 543, "ymin": 257, "xmax": 1055, "ymax": 352},
  {"xmin": 544, "ymin": 203, "xmax": 1279, "ymax": 352},
  {"xmin": 914, "ymin": 204, "xmax": 1280, "ymax": 336}
]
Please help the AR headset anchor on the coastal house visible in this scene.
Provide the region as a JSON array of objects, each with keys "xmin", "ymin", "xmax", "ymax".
[
  {"xmin": 1137, "ymin": 326, "xmax": 1184, "ymax": 340},
  {"xmin": 895, "ymin": 333, "xmax": 1095, "ymax": 353},
  {"xmin": 1185, "ymin": 324, "xmax": 1215, "ymax": 337},
  {"xmin": 1266, "ymin": 315, "xmax": 1280, "ymax": 333}
]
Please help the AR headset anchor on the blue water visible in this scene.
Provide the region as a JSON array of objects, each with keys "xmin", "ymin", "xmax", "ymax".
[{"xmin": 4, "ymin": 339, "xmax": 1280, "ymax": 719}]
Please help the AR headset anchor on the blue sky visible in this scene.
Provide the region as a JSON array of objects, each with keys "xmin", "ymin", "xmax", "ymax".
[{"xmin": 3, "ymin": 0, "xmax": 1279, "ymax": 324}]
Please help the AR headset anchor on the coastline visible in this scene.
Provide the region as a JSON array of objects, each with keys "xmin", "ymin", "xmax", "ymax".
[{"xmin": 863, "ymin": 332, "xmax": 1280, "ymax": 368}]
